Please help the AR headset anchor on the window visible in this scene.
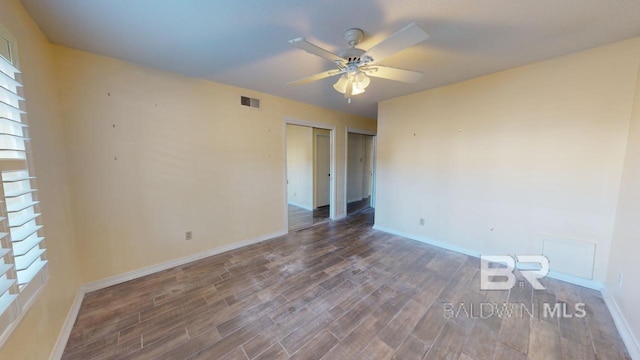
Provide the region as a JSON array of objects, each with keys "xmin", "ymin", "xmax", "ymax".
[{"xmin": 0, "ymin": 24, "xmax": 47, "ymax": 346}]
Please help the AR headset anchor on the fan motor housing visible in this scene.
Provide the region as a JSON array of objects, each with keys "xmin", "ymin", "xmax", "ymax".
[
  {"xmin": 339, "ymin": 47, "xmax": 366, "ymax": 63},
  {"xmin": 340, "ymin": 28, "xmax": 366, "ymax": 63}
]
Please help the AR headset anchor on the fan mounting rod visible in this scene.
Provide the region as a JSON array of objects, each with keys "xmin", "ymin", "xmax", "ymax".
[
  {"xmin": 344, "ymin": 28, "xmax": 364, "ymax": 47},
  {"xmin": 339, "ymin": 28, "xmax": 366, "ymax": 61}
]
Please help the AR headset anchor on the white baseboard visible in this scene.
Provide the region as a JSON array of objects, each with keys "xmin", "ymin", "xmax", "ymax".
[
  {"xmin": 334, "ymin": 212, "xmax": 346, "ymax": 220},
  {"xmin": 372, "ymin": 224, "xmax": 480, "ymax": 258},
  {"xmin": 50, "ymin": 229, "xmax": 287, "ymax": 359},
  {"xmin": 547, "ymin": 270, "xmax": 603, "ymax": 290},
  {"xmin": 602, "ymin": 287, "xmax": 640, "ymax": 360},
  {"xmin": 83, "ymin": 229, "xmax": 287, "ymax": 292},
  {"xmin": 287, "ymin": 202, "xmax": 313, "ymax": 211},
  {"xmin": 372, "ymin": 224, "xmax": 604, "ymax": 290},
  {"xmin": 49, "ymin": 288, "xmax": 85, "ymax": 360}
]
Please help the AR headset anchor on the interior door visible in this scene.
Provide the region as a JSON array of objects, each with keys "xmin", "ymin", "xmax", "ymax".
[
  {"xmin": 316, "ymin": 134, "xmax": 330, "ymax": 207},
  {"xmin": 363, "ymin": 136, "xmax": 374, "ymax": 201}
]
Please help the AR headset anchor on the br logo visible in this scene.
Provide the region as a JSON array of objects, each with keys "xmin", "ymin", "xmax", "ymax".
[{"xmin": 480, "ymin": 255, "xmax": 550, "ymax": 290}]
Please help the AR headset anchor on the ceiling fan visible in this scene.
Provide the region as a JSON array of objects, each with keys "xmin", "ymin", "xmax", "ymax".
[{"xmin": 287, "ymin": 23, "xmax": 429, "ymax": 102}]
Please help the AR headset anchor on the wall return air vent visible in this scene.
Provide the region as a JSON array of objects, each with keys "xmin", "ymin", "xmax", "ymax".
[{"xmin": 240, "ymin": 96, "xmax": 260, "ymax": 109}]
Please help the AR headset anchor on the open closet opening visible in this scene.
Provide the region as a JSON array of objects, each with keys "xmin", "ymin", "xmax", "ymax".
[
  {"xmin": 346, "ymin": 131, "xmax": 375, "ymax": 215},
  {"xmin": 286, "ymin": 123, "xmax": 333, "ymax": 231}
]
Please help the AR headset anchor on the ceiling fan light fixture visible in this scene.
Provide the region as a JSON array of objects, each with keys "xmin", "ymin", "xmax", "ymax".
[
  {"xmin": 333, "ymin": 71, "xmax": 369, "ymax": 96},
  {"xmin": 333, "ymin": 74, "xmax": 349, "ymax": 93},
  {"xmin": 351, "ymin": 82, "xmax": 366, "ymax": 95},
  {"xmin": 354, "ymin": 72, "xmax": 370, "ymax": 89},
  {"xmin": 288, "ymin": 23, "xmax": 429, "ymax": 103}
]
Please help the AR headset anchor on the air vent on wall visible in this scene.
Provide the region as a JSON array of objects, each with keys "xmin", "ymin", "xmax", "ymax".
[{"xmin": 240, "ymin": 96, "xmax": 260, "ymax": 108}]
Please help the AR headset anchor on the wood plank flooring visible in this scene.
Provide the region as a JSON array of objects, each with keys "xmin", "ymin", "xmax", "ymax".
[
  {"xmin": 288, "ymin": 204, "xmax": 330, "ymax": 231},
  {"xmin": 347, "ymin": 197, "xmax": 371, "ymax": 215},
  {"xmin": 62, "ymin": 210, "xmax": 630, "ymax": 359}
]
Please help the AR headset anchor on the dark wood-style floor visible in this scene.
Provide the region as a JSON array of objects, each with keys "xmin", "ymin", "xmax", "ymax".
[
  {"xmin": 347, "ymin": 197, "xmax": 371, "ymax": 215},
  {"xmin": 62, "ymin": 210, "xmax": 630, "ymax": 359},
  {"xmin": 288, "ymin": 204, "xmax": 330, "ymax": 231}
]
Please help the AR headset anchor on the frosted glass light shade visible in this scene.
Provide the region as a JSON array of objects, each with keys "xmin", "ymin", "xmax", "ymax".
[
  {"xmin": 333, "ymin": 71, "xmax": 369, "ymax": 96},
  {"xmin": 354, "ymin": 72, "xmax": 370, "ymax": 89},
  {"xmin": 333, "ymin": 75, "xmax": 348, "ymax": 93},
  {"xmin": 351, "ymin": 85, "xmax": 365, "ymax": 95}
]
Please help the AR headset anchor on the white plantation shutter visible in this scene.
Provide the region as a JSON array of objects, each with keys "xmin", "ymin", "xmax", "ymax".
[
  {"xmin": 0, "ymin": 27, "xmax": 48, "ymax": 346},
  {"xmin": 5, "ymin": 170, "xmax": 46, "ymax": 286}
]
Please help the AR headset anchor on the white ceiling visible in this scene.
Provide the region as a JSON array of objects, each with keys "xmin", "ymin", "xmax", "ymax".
[{"xmin": 20, "ymin": 0, "xmax": 640, "ymax": 119}]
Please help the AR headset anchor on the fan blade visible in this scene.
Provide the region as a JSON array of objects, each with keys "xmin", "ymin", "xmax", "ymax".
[
  {"xmin": 287, "ymin": 68, "xmax": 344, "ymax": 86},
  {"xmin": 289, "ymin": 37, "xmax": 345, "ymax": 63},
  {"xmin": 363, "ymin": 23, "xmax": 429, "ymax": 64},
  {"xmin": 365, "ymin": 65, "xmax": 423, "ymax": 83}
]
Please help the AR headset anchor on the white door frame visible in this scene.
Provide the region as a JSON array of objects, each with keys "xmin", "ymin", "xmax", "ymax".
[
  {"xmin": 345, "ymin": 127, "xmax": 377, "ymax": 214},
  {"xmin": 284, "ymin": 118, "xmax": 336, "ymax": 232}
]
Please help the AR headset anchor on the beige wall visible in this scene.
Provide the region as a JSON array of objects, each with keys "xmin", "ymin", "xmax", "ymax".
[
  {"xmin": 376, "ymin": 37, "xmax": 640, "ymax": 283},
  {"xmin": 608, "ymin": 56, "xmax": 640, "ymax": 345},
  {"xmin": 0, "ymin": 0, "xmax": 81, "ymax": 359},
  {"xmin": 53, "ymin": 45, "xmax": 375, "ymax": 283},
  {"xmin": 286, "ymin": 124, "xmax": 313, "ymax": 209}
]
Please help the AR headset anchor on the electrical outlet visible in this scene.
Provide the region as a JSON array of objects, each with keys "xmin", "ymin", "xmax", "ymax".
[
  {"xmin": 185, "ymin": 231, "xmax": 192, "ymax": 241},
  {"xmin": 618, "ymin": 273, "xmax": 623, "ymax": 288},
  {"xmin": 419, "ymin": 218, "xmax": 425, "ymax": 226}
]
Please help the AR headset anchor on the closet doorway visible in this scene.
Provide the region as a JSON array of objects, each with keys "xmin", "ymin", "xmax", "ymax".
[
  {"xmin": 346, "ymin": 129, "xmax": 376, "ymax": 215},
  {"xmin": 285, "ymin": 121, "xmax": 335, "ymax": 231}
]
